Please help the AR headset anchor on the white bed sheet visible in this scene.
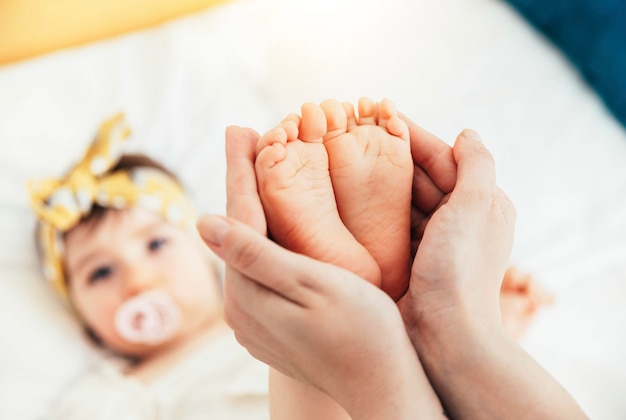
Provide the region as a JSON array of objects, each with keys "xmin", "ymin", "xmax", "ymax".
[{"xmin": 1, "ymin": 0, "xmax": 625, "ymax": 418}]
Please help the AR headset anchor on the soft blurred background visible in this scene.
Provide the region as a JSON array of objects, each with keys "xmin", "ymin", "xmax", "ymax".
[{"xmin": 1, "ymin": 0, "xmax": 625, "ymax": 418}]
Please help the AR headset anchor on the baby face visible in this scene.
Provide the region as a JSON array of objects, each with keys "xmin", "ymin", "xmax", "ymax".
[{"xmin": 64, "ymin": 207, "xmax": 221, "ymax": 358}]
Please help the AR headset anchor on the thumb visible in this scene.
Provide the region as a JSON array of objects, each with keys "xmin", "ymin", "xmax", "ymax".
[
  {"xmin": 197, "ymin": 214, "xmax": 319, "ymax": 303},
  {"xmin": 225, "ymin": 125, "xmax": 266, "ymax": 233},
  {"xmin": 453, "ymin": 129, "xmax": 497, "ymax": 194}
]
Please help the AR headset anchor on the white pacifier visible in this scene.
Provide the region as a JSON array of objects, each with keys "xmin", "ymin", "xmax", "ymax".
[{"xmin": 115, "ymin": 290, "xmax": 181, "ymax": 346}]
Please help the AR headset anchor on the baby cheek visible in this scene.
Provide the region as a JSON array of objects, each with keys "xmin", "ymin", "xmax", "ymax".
[
  {"xmin": 164, "ymin": 247, "xmax": 205, "ymax": 285},
  {"xmin": 85, "ymin": 295, "xmax": 125, "ymax": 341},
  {"xmin": 160, "ymin": 240, "xmax": 215, "ymax": 305},
  {"xmin": 166, "ymin": 267, "xmax": 214, "ymax": 317}
]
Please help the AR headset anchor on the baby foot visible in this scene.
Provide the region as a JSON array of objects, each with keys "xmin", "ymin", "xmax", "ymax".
[
  {"xmin": 500, "ymin": 267, "xmax": 554, "ymax": 339},
  {"xmin": 255, "ymin": 103, "xmax": 382, "ymax": 285},
  {"xmin": 322, "ymin": 98, "xmax": 413, "ymax": 300}
]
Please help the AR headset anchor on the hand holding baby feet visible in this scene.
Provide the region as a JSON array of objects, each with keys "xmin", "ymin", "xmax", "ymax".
[
  {"xmin": 322, "ymin": 98, "xmax": 413, "ymax": 300},
  {"xmin": 255, "ymin": 103, "xmax": 381, "ymax": 286}
]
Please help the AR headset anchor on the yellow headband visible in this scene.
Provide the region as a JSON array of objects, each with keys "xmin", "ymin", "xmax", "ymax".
[{"xmin": 28, "ymin": 113, "xmax": 196, "ymax": 298}]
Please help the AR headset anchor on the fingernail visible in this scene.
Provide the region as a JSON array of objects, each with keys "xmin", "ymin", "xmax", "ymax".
[
  {"xmin": 463, "ymin": 129, "xmax": 482, "ymax": 142},
  {"xmin": 197, "ymin": 215, "xmax": 231, "ymax": 246}
]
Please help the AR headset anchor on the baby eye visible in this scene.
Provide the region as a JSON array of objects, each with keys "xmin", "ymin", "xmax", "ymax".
[
  {"xmin": 88, "ymin": 265, "xmax": 113, "ymax": 284},
  {"xmin": 148, "ymin": 237, "xmax": 168, "ymax": 252}
]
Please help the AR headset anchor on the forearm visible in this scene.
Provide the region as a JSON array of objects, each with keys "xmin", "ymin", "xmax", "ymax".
[
  {"xmin": 411, "ymin": 315, "xmax": 587, "ymax": 419},
  {"xmin": 326, "ymin": 340, "xmax": 445, "ymax": 420},
  {"xmin": 269, "ymin": 349, "xmax": 444, "ymax": 420},
  {"xmin": 269, "ymin": 368, "xmax": 351, "ymax": 420}
]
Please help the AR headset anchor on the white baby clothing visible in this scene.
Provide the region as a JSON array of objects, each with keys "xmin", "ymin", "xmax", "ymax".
[{"xmin": 46, "ymin": 330, "xmax": 269, "ymax": 420}]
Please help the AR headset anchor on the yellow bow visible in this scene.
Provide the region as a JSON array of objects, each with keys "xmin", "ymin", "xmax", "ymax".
[
  {"xmin": 28, "ymin": 113, "xmax": 196, "ymax": 298},
  {"xmin": 29, "ymin": 113, "xmax": 131, "ymax": 231}
]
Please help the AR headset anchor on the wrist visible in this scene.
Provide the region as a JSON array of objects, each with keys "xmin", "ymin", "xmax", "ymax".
[
  {"xmin": 403, "ymin": 287, "xmax": 502, "ymax": 349},
  {"xmin": 337, "ymin": 336, "xmax": 446, "ymax": 420},
  {"xmin": 407, "ymin": 307, "xmax": 587, "ymax": 419},
  {"xmin": 405, "ymin": 294, "xmax": 507, "ymax": 373}
]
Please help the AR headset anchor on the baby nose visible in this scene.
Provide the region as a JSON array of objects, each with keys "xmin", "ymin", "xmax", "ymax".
[{"xmin": 125, "ymin": 266, "xmax": 161, "ymax": 296}]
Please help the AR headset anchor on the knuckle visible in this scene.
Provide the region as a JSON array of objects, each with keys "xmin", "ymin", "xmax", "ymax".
[
  {"xmin": 463, "ymin": 134, "xmax": 495, "ymax": 163},
  {"xmin": 229, "ymin": 238, "xmax": 262, "ymax": 271},
  {"xmin": 456, "ymin": 186, "xmax": 492, "ymax": 208},
  {"xmin": 475, "ymin": 146, "xmax": 495, "ymax": 166}
]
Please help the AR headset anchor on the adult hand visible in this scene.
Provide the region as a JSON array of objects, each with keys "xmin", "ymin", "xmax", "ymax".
[
  {"xmin": 223, "ymin": 125, "xmax": 266, "ymax": 233},
  {"xmin": 218, "ymin": 126, "xmax": 269, "ymax": 353},
  {"xmin": 399, "ymin": 125, "xmax": 515, "ymax": 333},
  {"xmin": 198, "ymin": 125, "xmax": 442, "ymax": 419},
  {"xmin": 400, "ymin": 115, "xmax": 457, "ymax": 259},
  {"xmin": 399, "ymin": 124, "xmax": 584, "ymax": 419},
  {"xmin": 399, "ymin": 116, "xmax": 513, "ymax": 327}
]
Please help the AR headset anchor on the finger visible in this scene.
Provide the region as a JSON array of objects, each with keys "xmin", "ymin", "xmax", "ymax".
[
  {"xmin": 229, "ymin": 316, "xmax": 286, "ymax": 372},
  {"xmin": 198, "ymin": 214, "xmax": 330, "ymax": 305},
  {"xmin": 399, "ymin": 113, "xmax": 457, "ymax": 193},
  {"xmin": 225, "ymin": 263, "xmax": 336, "ymax": 384},
  {"xmin": 224, "ymin": 125, "xmax": 266, "ymax": 233},
  {"xmin": 410, "ymin": 205, "xmax": 428, "ymax": 256},
  {"xmin": 223, "ymin": 267, "xmax": 273, "ymax": 329},
  {"xmin": 224, "ymin": 263, "xmax": 300, "ymax": 326},
  {"xmin": 412, "ymin": 164, "xmax": 448, "ymax": 214},
  {"xmin": 452, "ymin": 129, "xmax": 497, "ymax": 194},
  {"xmin": 223, "ymin": 267, "xmax": 290, "ymax": 358},
  {"xmin": 411, "ymin": 201, "xmax": 431, "ymax": 235}
]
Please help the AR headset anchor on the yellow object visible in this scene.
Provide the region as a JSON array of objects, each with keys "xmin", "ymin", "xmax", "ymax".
[
  {"xmin": 0, "ymin": 0, "xmax": 230, "ymax": 65},
  {"xmin": 27, "ymin": 113, "xmax": 196, "ymax": 298}
]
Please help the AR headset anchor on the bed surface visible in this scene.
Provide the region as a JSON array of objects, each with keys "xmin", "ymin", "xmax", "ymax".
[{"xmin": 1, "ymin": 0, "xmax": 625, "ymax": 417}]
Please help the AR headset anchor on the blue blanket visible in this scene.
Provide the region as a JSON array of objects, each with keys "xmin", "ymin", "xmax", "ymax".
[{"xmin": 505, "ymin": 0, "xmax": 626, "ymax": 128}]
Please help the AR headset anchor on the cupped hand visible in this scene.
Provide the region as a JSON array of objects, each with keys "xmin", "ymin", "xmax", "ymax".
[
  {"xmin": 400, "ymin": 125, "xmax": 516, "ymax": 339},
  {"xmin": 399, "ymin": 123, "xmax": 585, "ymax": 420},
  {"xmin": 200, "ymin": 125, "xmax": 442, "ymax": 418}
]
